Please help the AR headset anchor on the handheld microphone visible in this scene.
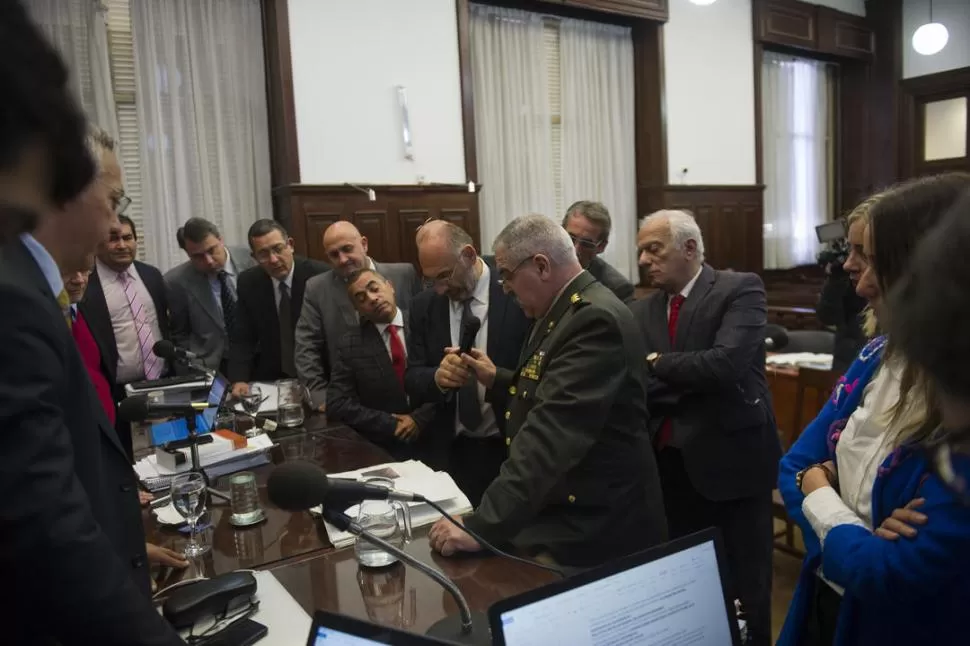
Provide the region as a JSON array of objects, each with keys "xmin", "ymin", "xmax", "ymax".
[
  {"xmin": 764, "ymin": 325, "xmax": 790, "ymax": 352},
  {"xmin": 457, "ymin": 315, "xmax": 481, "ymax": 357},
  {"xmin": 268, "ymin": 462, "xmax": 491, "ymax": 645},
  {"xmin": 266, "ymin": 462, "xmax": 423, "ymax": 511},
  {"xmin": 117, "ymin": 395, "xmax": 215, "ymax": 423}
]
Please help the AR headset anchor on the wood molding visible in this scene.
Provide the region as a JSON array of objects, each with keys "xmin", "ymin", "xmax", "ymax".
[
  {"xmin": 634, "ymin": 21, "xmax": 667, "ymax": 217},
  {"xmin": 274, "ymin": 184, "xmax": 481, "ymax": 269},
  {"xmin": 864, "ymin": 0, "xmax": 902, "ymax": 192},
  {"xmin": 639, "ymin": 185, "xmax": 765, "ymax": 280},
  {"xmin": 456, "ymin": 0, "xmax": 478, "ymax": 183},
  {"xmin": 559, "ymin": 0, "xmax": 667, "ymax": 21},
  {"xmin": 899, "ymin": 67, "xmax": 970, "ymax": 179},
  {"xmin": 260, "ymin": 0, "xmax": 300, "ymax": 188},
  {"xmin": 753, "ymin": 0, "xmax": 873, "ymax": 60}
]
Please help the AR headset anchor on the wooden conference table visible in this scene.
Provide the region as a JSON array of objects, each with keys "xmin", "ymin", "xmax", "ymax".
[{"xmin": 143, "ymin": 416, "xmax": 557, "ymax": 632}]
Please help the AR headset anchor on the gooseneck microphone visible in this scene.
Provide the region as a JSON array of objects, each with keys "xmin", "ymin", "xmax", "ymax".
[
  {"xmin": 152, "ymin": 340, "xmax": 211, "ymax": 375},
  {"xmin": 764, "ymin": 324, "xmax": 790, "ymax": 352},
  {"xmin": 117, "ymin": 395, "xmax": 215, "ymax": 423},
  {"xmin": 268, "ymin": 462, "xmax": 491, "ymax": 644}
]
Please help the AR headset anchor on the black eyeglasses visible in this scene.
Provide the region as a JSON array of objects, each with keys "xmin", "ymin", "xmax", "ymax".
[
  {"xmin": 922, "ymin": 430, "xmax": 970, "ymax": 507},
  {"xmin": 497, "ymin": 255, "xmax": 535, "ymax": 286}
]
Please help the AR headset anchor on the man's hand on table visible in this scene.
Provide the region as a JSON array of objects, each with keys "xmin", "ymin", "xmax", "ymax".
[
  {"xmin": 146, "ymin": 543, "xmax": 189, "ymax": 568},
  {"xmin": 138, "ymin": 490, "xmax": 155, "ymax": 506},
  {"xmin": 429, "ymin": 516, "xmax": 482, "ymax": 557},
  {"xmin": 231, "ymin": 382, "xmax": 250, "ymax": 398}
]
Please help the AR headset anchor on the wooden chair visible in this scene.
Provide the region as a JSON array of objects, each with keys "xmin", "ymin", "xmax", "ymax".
[{"xmin": 773, "ymin": 367, "xmax": 841, "ymax": 557}]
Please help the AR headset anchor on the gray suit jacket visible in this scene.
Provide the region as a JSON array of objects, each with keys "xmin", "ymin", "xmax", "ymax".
[
  {"xmin": 630, "ymin": 264, "xmax": 781, "ymax": 501},
  {"xmin": 587, "ymin": 255, "xmax": 635, "ymax": 303},
  {"xmin": 296, "ymin": 260, "xmax": 420, "ymax": 408},
  {"xmin": 164, "ymin": 245, "xmax": 256, "ymax": 371}
]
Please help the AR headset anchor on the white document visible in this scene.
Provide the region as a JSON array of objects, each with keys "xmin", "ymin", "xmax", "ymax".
[
  {"xmin": 309, "ymin": 460, "xmax": 473, "ymax": 548},
  {"xmin": 766, "ymin": 352, "xmax": 834, "ymax": 370},
  {"xmin": 250, "ymin": 570, "xmax": 312, "ymax": 645},
  {"xmin": 135, "ymin": 433, "xmax": 275, "ymax": 479}
]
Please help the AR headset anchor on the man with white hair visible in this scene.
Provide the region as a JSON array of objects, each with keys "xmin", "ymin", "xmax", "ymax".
[
  {"xmin": 428, "ymin": 214, "xmax": 667, "ymax": 568},
  {"xmin": 631, "ymin": 209, "xmax": 780, "ymax": 646}
]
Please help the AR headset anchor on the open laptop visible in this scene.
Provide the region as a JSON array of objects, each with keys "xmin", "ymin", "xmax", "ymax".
[
  {"xmin": 305, "ymin": 611, "xmax": 451, "ymax": 645},
  {"xmin": 148, "ymin": 372, "xmax": 230, "ymax": 445},
  {"xmin": 489, "ymin": 528, "xmax": 743, "ymax": 646}
]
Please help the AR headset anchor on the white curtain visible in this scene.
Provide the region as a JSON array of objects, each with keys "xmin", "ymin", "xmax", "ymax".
[
  {"xmin": 560, "ymin": 18, "xmax": 636, "ymax": 280},
  {"xmin": 130, "ymin": 0, "xmax": 272, "ymax": 271},
  {"xmin": 762, "ymin": 51, "xmax": 833, "ymax": 269},
  {"xmin": 26, "ymin": 0, "xmax": 120, "ymax": 147},
  {"xmin": 470, "ymin": 5, "xmax": 555, "ymax": 252}
]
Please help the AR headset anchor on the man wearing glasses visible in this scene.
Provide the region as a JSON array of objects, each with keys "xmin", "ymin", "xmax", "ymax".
[
  {"xmin": 82, "ymin": 198, "xmax": 171, "ymax": 461},
  {"xmin": 228, "ymin": 219, "xmax": 328, "ymax": 398},
  {"xmin": 562, "ymin": 201, "xmax": 635, "ymax": 303},
  {"xmin": 406, "ymin": 220, "xmax": 530, "ymax": 505}
]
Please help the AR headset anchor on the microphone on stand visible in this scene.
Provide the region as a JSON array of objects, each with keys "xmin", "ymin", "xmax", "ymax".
[
  {"xmin": 153, "ymin": 340, "xmax": 212, "ymax": 376},
  {"xmin": 117, "ymin": 395, "xmax": 216, "ymax": 422},
  {"xmin": 267, "ymin": 462, "xmax": 492, "ymax": 645},
  {"xmin": 764, "ymin": 325, "xmax": 790, "ymax": 352}
]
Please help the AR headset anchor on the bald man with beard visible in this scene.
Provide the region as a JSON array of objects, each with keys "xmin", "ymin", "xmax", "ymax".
[{"xmin": 295, "ymin": 221, "xmax": 420, "ymax": 411}]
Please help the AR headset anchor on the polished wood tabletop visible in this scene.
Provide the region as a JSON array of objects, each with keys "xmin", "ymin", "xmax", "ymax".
[
  {"xmin": 144, "ymin": 415, "xmax": 394, "ymax": 575},
  {"xmin": 269, "ymin": 528, "xmax": 558, "ymax": 633}
]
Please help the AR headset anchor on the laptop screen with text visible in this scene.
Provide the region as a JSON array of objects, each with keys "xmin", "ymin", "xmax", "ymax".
[{"xmin": 497, "ymin": 538, "xmax": 735, "ymax": 646}]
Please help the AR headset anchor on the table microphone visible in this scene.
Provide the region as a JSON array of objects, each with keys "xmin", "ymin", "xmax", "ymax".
[
  {"xmin": 267, "ymin": 462, "xmax": 491, "ymax": 645},
  {"xmin": 764, "ymin": 325, "xmax": 790, "ymax": 352},
  {"xmin": 153, "ymin": 340, "xmax": 211, "ymax": 375},
  {"xmin": 117, "ymin": 395, "xmax": 215, "ymax": 423}
]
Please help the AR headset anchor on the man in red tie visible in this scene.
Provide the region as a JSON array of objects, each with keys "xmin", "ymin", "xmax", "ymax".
[
  {"xmin": 326, "ymin": 268, "xmax": 436, "ymax": 462},
  {"xmin": 631, "ymin": 209, "xmax": 780, "ymax": 646}
]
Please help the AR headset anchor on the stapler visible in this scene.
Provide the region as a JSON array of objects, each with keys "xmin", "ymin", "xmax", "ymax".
[{"xmin": 162, "ymin": 571, "xmax": 258, "ymax": 631}]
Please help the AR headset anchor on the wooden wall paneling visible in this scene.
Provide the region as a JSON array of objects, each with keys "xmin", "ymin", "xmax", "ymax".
[
  {"xmin": 455, "ymin": 0, "xmax": 478, "ymax": 183},
  {"xmin": 839, "ymin": 60, "xmax": 872, "ymax": 213},
  {"xmin": 865, "ymin": 0, "xmax": 902, "ymax": 191},
  {"xmin": 900, "ymin": 68, "xmax": 970, "ymax": 179},
  {"xmin": 755, "ymin": 0, "xmax": 817, "ymax": 50},
  {"xmin": 260, "ymin": 0, "xmax": 300, "ymax": 189},
  {"xmin": 633, "ymin": 20, "xmax": 666, "ymax": 223},
  {"xmin": 817, "ymin": 8, "xmax": 874, "ymax": 60},
  {"xmin": 559, "ymin": 0, "xmax": 667, "ymax": 21}
]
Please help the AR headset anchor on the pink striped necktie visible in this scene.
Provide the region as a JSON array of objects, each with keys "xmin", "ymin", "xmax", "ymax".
[{"xmin": 118, "ymin": 270, "xmax": 162, "ymax": 380}]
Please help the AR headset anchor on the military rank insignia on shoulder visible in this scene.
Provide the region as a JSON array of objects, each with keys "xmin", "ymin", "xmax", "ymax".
[{"xmin": 520, "ymin": 350, "xmax": 545, "ymax": 380}]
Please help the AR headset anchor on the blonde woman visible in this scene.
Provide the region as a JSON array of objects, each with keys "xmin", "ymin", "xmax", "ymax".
[{"xmin": 777, "ymin": 173, "xmax": 970, "ymax": 646}]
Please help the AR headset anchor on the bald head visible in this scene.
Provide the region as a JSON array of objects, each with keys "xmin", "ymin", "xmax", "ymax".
[
  {"xmin": 415, "ymin": 220, "xmax": 479, "ymax": 301},
  {"xmin": 322, "ymin": 220, "xmax": 369, "ymax": 278}
]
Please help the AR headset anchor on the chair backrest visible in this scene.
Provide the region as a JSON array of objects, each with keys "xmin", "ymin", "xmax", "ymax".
[
  {"xmin": 787, "ymin": 367, "xmax": 841, "ymax": 449},
  {"xmin": 785, "ymin": 330, "xmax": 836, "ymax": 355}
]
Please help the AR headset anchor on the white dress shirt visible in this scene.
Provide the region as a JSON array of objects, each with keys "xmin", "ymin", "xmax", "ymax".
[
  {"xmin": 96, "ymin": 259, "xmax": 164, "ymax": 383},
  {"xmin": 667, "ymin": 265, "xmax": 703, "ymax": 320},
  {"xmin": 375, "ymin": 307, "xmax": 407, "ymax": 360},
  {"xmin": 451, "ymin": 259, "xmax": 498, "ymax": 438},
  {"xmin": 273, "ymin": 264, "xmax": 295, "ymax": 310}
]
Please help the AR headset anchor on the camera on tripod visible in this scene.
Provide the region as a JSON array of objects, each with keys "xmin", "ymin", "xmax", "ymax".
[{"xmin": 815, "ymin": 219, "xmax": 849, "ymax": 269}]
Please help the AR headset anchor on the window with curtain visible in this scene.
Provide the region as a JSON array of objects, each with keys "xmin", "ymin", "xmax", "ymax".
[
  {"xmin": 470, "ymin": 4, "xmax": 637, "ymax": 280},
  {"xmin": 761, "ymin": 51, "xmax": 837, "ymax": 270}
]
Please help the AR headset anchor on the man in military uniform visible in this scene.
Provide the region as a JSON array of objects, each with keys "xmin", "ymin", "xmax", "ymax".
[{"xmin": 428, "ymin": 214, "xmax": 667, "ymax": 567}]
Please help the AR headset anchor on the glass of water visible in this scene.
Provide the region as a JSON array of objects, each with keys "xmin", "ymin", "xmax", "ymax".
[
  {"xmin": 354, "ymin": 478, "xmax": 412, "ymax": 568},
  {"xmin": 171, "ymin": 472, "xmax": 209, "ymax": 558},
  {"xmin": 276, "ymin": 379, "xmax": 305, "ymax": 428}
]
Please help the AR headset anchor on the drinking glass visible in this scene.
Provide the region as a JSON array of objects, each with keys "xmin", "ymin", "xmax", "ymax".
[
  {"xmin": 228, "ymin": 471, "xmax": 263, "ymax": 526},
  {"xmin": 354, "ymin": 478, "xmax": 412, "ymax": 568},
  {"xmin": 239, "ymin": 384, "xmax": 263, "ymax": 419},
  {"xmin": 276, "ymin": 379, "xmax": 305, "ymax": 428},
  {"xmin": 170, "ymin": 472, "xmax": 210, "ymax": 557}
]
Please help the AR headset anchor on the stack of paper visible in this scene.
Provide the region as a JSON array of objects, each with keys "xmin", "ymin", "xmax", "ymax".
[
  {"xmin": 310, "ymin": 460, "xmax": 473, "ymax": 548},
  {"xmin": 134, "ymin": 433, "xmax": 274, "ymax": 485},
  {"xmin": 766, "ymin": 352, "xmax": 834, "ymax": 370}
]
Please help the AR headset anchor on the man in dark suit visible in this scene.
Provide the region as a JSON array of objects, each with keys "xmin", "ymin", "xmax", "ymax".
[
  {"xmin": 327, "ymin": 268, "xmax": 435, "ymax": 461},
  {"xmin": 228, "ymin": 219, "xmax": 328, "ymax": 397},
  {"xmin": 0, "ymin": 20, "xmax": 183, "ymax": 636},
  {"xmin": 166, "ymin": 217, "xmax": 257, "ymax": 374},
  {"xmin": 631, "ymin": 209, "xmax": 780, "ymax": 646},
  {"xmin": 428, "ymin": 214, "xmax": 666, "ymax": 567},
  {"xmin": 563, "ymin": 200, "xmax": 635, "ymax": 303},
  {"xmin": 296, "ymin": 221, "xmax": 420, "ymax": 411},
  {"xmin": 406, "ymin": 220, "xmax": 530, "ymax": 503},
  {"xmin": 82, "ymin": 211, "xmax": 170, "ymax": 460}
]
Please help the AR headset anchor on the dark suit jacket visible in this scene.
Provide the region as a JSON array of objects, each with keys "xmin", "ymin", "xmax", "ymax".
[
  {"xmin": 403, "ymin": 256, "xmax": 530, "ymax": 439},
  {"xmin": 228, "ymin": 256, "xmax": 329, "ymax": 383},
  {"xmin": 630, "ymin": 264, "xmax": 781, "ymax": 501},
  {"xmin": 0, "ymin": 237, "xmax": 182, "ymax": 645},
  {"xmin": 587, "ymin": 255, "xmax": 635, "ymax": 303},
  {"xmin": 80, "ymin": 259, "xmax": 171, "ymax": 389},
  {"xmin": 464, "ymin": 271, "xmax": 667, "ymax": 567},
  {"xmin": 326, "ymin": 312, "xmax": 435, "ymax": 460}
]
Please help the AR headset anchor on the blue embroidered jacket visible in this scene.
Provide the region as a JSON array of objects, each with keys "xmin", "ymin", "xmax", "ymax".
[{"xmin": 777, "ymin": 336, "xmax": 970, "ymax": 645}]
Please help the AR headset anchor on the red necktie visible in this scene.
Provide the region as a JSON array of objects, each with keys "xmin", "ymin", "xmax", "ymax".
[
  {"xmin": 387, "ymin": 325, "xmax": 406, "ymax": 387},
  {"xmin": 657, "ymin": 294, "xmax": 686, "ymax": 450}
]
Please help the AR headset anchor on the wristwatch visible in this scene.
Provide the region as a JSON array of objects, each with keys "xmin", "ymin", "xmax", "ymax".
[
  {"xmin": 646, "ymin": 352, "xmax": 662, "ymax": 368},
  {"xmin": 796, "ymin": 463, "xmax": 838, "ymax": 493}
]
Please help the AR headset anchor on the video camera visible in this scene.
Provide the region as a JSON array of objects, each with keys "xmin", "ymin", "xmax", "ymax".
[{"xmin": 815, "ymin": 219, "xmax": 849, "ymax": 268}]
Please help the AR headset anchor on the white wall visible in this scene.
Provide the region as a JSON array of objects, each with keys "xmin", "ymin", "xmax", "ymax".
[
  {"xmin": 664, "ymin": 0, "xmax": 757, "ymax": 185},
  {"xmin": 903, "ymin": 0, "xmax": 970, "ymax": 78},
  {"xmin": 808, "ymin": 0, "xmax": 865, "ymax": 16},
  {"xmin": 287, "ymin": 0, "xmax": 466, "ymax": 185}
]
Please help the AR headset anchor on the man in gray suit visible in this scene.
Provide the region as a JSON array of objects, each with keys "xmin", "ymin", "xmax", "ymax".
[
  {"xmin": 630, "ymin": 209, "xmax": 780, "ymax": 646},
  {"xmin": 295, "ymin": 221, "xmax": 420, "ymax": 410},
  {"xmin": 563, "ymin": 200, "xmax": 635, "ymax": 303},
  {"xmin": 165, "ymin": 217, "xmax": 256, "ymax": 373}
]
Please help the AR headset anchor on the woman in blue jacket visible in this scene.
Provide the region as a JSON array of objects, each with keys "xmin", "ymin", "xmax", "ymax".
[{"xmin": 777, "ymin": 172, "xmax": 970, "ymax": 646}]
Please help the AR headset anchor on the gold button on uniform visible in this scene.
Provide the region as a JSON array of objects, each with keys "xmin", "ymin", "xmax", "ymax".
[
  {"xmin": 567, "ymin": 495, "xmax": 576, "ymax": 503},
  {"xmin": 505, "ymin": 410, "xmax": 511, "ymax": 420},
  {"xmin": 506, "ymin": 437, "xmax": 511, "ymax": 446},
  {"xmin": 508, "ymin": 386, "xmax": 517, "ymax": 395}
]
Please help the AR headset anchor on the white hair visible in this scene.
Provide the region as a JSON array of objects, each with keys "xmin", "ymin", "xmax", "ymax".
[
  {"xmin": 641, "ymin": 209, "xmax": 705, "ymax": 262},
  {"xmin": 493, "ymin": 214, "xmax": 577, "ymax": 266},
  {"xmin": 86, "ymin": 125, "xmax": 115, "ymax": 171}
]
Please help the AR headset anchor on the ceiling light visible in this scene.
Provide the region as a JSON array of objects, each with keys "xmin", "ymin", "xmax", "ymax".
[
  {"xmin": 688, "ymin": 0, "xmax": 718, "ymax": 4},
  {"xmin": 913, "ymin": 0, "xmax": 948, "ymax": 56}
]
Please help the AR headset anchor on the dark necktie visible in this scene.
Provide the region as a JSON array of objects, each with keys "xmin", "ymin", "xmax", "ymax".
[
  {"xmin": 278, "ymin": 281, "xmax": 296, "ymax": 377},
  {"xmin": 217, "ymin": 270, "xmax": 236, "ymax": 333},
  {"xmin": 458, "ymin": 299, "xmax": 483, "ymax": 432},
  {"xmin": 387, "ymin": 325, "xmax": 406, "ymax": 387},
  {"xmin": 657, "ymin": 294, "xmax": 686, "ymax": 450}
]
